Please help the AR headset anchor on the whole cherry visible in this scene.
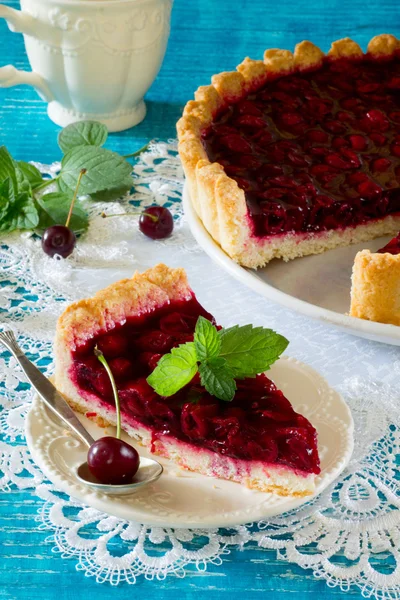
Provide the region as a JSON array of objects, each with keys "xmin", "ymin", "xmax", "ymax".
[
  {"xmin": 86, "ymin": 346, "xmax": 140, "ymax": 485},
  {"xmin": 101, "ymin": 205, "xmax": 174, "ymax": 240},
  {"xmin": 41, "ymin": 168, "xmax": 86, "ymax": 259},
  {"xmin": 87, "ymin": 436, "xmax": 140, "ymax": 485},
  {"xmin": 139, "ymin": 206, "xmax": 174, "ymax": 240},
  {"xmin": 42, "ymin": 225, "xmax": 76, "ymax": 258}
]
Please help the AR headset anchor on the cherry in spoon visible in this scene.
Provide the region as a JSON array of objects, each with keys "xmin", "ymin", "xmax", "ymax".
[
  {"xmin": 87, "ymin": 437, "xmax": 140, "ymax": 485},
  {"xmin": 86, "ymin": 347, "xmax": 141, "ymax": 485}
]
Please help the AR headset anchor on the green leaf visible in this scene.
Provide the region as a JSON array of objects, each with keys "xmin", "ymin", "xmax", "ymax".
[
  {"xmin": 58, "ymin": 121, "xmax": 108, "ymax": 154},
  {"xmin": 0, "ymin": 182, "xmax": 11, "ymax": 227},
  {"xmin": 0, "ymin": 197, "xmax": 10, "ymax": 226},
  {"xmin": 58, "ymin": 146, "xmax": 132, "ymax": 196},
  {"xmin": 89, "ymin": 176, "xmax": 133, "ymax": 202},
  {"xmin": 219, "ymin": 325, "xmax": 289, "ymax": 378},
  {"xmin": 36, "ymin": 192, "xmax": 89, "ymax": 234},
  {"xmin": 147, "ymin": 342, "xmax": 198, "ymax": 397},
  {"xmin": 0, "ymin": 192, "xmax": 39, "ymax": 231},
  {"xmin": 16, "ymin": 161, "xmax": 43, "ymax": 190},
  {"xmin": 0, "ymin": 178, "xmax": 14, "ymax": 203},
  {"xmin": 194, "ymin": 316, "xmax": 221, "ymax": 362},
  {"xmin": 0, "ymin": 147, "xmax": 18, "ymax": 192},
  {"xmin": 15, "ymin": 166, "xmax": 31, "ymax": 195},
  {"xmin": 199, "ymin": 357, "xmax": 236, "ymax": 402}
]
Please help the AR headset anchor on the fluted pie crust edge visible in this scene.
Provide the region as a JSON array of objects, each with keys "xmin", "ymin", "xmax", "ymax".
[{"xmin": 177, "ymin": 35, "xmax": 400, "ymax": 268}]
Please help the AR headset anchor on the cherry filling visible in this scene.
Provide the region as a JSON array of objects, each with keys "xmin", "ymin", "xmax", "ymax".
[
  {"xmin": 377, "ymin": 231, "xmax": 400, "ymax": 254},
  {"xmin": 202, "ymin": 54, "xmax": 400, "ymax": 237},
  {"xmin": 71, "ymin": 299, "xmax": 319, "ymax": 475}
]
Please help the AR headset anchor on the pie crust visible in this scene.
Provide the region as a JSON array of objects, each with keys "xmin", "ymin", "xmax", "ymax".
[
  {"xmin": 54, "ymin": 264, "xmax": 318, "ymax": 496},
  {"xmin": 350, "ymin": 248, "xmax": 400, "ymax": 325},
  {"xmin": 177, "ymin": 35, "xmax": 400, "ymax": 268}
]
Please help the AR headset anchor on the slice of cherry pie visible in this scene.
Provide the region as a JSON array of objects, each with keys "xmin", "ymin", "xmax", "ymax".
[
  {"xmin": 178, "ymin": 34, "xmax": 400, "ymax": 267},
  {"xmin": 54, "ymin": 264, "xmax": 320, "ymax": 496}
]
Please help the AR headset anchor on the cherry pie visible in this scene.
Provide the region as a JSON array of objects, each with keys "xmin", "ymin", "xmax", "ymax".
[
  {"xmin": 178, "ymin": 35, "xmax": 400, "ymax": 267},
  {"xmin": 350, "ymin": 233, "xmax": 400, "ymax": 325},
  {"xmin": 54, "ymin": 264, "xmax": 320, "ymax": 496}
]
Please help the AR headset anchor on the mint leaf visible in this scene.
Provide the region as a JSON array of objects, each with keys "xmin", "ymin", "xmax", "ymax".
[
  {"xmin": 147, "ymin": 342, "xmax": 198, "ymax": 397},
  {"xmin": 0, "ymin": 147, "xmax": 17, "ymax": 193},
  {"xmin": 0, "ymin": 182, "xmax": 11, "ymax": 226},
  {"xmin": 0, "ymin": 198, "xmax": 10, "ymax": 225},
  {"xmin": 194, "ymin": 316, "xmax": 220, "ymax": 362},
  {"xmin": 199, "ymin": 357, "xmax": 236, "ymax": 402},
  {"xmin": 58, "ymin": 146, "xmax": 132, "ymax": 196},
  {"xmin": 36, "ymin": 192, "xmax": 88, "ymax": 234},
  {"xmin": 89, "ymin": 176, "xmax": 133, "ymax": 201},
  {"xmin": 16, "ymin": 161, "xmax": 43, "ymax": 190},
  {"xmin": 0, "ymin": 178, "xmax": 14, "ymax": 202},
  {"xmin": 15, "ymin": 166, "xmax": 32, "ymax": 195},
  {"xmin": 219, "ymin": 325, "xmax": 289, "ymax": 378},
  {"xmin": 58, "ymin": 121, "xmax": 108, "ymax": 154},
  {"xmin": 0, "ymin": 192, "xmax": 38, "ymax": 231}
]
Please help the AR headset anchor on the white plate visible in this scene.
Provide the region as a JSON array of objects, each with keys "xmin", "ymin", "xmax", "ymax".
[
  {"xmin": 183, "ymin": 185, "xmax": 400, "ymax": 346},
  {"xmin": 25, "ymin": 357, "xmax": 353, "ymax": 528}
]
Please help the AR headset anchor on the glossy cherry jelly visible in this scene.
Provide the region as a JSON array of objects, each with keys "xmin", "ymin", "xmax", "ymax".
[
  {"xmin": 377, "ymin": 232, "xmax": 400, "ymax": 255},
  {"xmin": 42, "ymin": 225, "xmax": 76, "ymax": 258},
  {"xmin": 71, "ymin": 296, "xmax": 320, "ymax": 475},
  {"xmin": 202, "ymin": 54, "xmax": 400, "ymax": 237},
  {"xmin": 139, "ymin": 206, "xmax": 174, "ymax": 239},
  {"xmin": 87, "ymin": 437, "xmax": 140, "ymax": 485}
]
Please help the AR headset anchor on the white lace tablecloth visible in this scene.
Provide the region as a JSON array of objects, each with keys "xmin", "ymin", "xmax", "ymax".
[{"xmin": 1, "ymin": 142, "xmax": 400, "ymax": 595}]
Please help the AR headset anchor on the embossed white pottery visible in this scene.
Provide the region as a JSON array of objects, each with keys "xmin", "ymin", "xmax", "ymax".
[
  {"xmin": 25, "ymin": 357, "xmax": 354, "ymax": 528},
  {"xmin": 0, "ymin": 0, "xmax": 173, "ymax": 131}
]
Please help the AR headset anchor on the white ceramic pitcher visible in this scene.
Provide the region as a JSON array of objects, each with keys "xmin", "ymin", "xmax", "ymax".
[{"xmin": 0, "ymin": 0, "xmax": 173, "ymax": 131}]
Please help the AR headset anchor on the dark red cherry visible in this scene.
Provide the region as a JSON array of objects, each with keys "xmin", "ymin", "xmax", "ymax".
[
  {"xmin": 87, "ymin": 437, "xmax": 140, "ymax": 484},
  {"xmin": 97, "ymin": 332, "xmax": 128, "ymax": 358},
  {"xmin": 109, "ymin": 357, "xmax": 133, "ymax": 380},
  {"xmin": 139, "ymin": 206, "xmax": 173, "ymax": 240},
  {"xmin": 41, "ymin": 225, "xmax": 76, "ymax": 258}
]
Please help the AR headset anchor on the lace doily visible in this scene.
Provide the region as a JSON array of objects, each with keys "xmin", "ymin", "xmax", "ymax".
[{"xmin": 1, "ymin": 142, "xmax": 400, "ymax": 596}]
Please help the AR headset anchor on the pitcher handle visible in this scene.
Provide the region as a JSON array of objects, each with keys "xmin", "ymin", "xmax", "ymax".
[
  {"xmin": 0, "ymin": 3, "xmax": 36, "ymax": 34},
  {"xmin": 0, "ymin": 64, "xmax": 54, "ymax": 101},
  {"xmin": 0, "ymin": 4, "xmax": 54, "ymax": 102}
]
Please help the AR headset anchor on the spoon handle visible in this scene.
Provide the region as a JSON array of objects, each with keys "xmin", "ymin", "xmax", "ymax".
[{"xmin": 0, "ymin": 330, "xmax": 95, "ymax": 448}]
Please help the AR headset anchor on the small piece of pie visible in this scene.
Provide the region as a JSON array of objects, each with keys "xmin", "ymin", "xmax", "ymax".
[
  {"xmin": 178, "ymin": 34, "xmax": 400, "ymax": 268},
  {"xmin": 350, "ymin": 233, "xmax": 400, "ymax": 325},
  {"xmin": 54, "ymin": 264, "xmax": 320, "ymax": 496}
]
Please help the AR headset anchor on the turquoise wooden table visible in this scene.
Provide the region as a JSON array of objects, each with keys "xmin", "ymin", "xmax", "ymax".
[{"xmin": 0, "ymin": 1, "xmax": 398, "ymax": 598}]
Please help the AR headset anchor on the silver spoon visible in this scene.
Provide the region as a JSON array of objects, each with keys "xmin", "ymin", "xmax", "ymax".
[{"xmin": 0, "ymin": 330, "xmax": 163, "ymax": 496}]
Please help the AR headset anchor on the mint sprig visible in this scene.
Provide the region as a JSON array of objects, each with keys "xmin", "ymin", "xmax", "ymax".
[
  {"xmin": 147, "ymin": 317, "xmax": 289, "ymax": 402},
  {"xmin": 0, "ymin": 120, "xmax": 149, "ymax": 235}
]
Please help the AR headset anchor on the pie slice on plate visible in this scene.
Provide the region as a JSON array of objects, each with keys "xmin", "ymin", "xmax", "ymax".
[
  {"xmin": 350, "ymin": 232, "xmax": 400, "ymax": 325},
  {"xmin": 177, "ymin": 34, "xmax": 400, "ymax": 268},
  {"xmin": 54, "ymin": 264, "xmax": 320, "ymax": 496}
]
